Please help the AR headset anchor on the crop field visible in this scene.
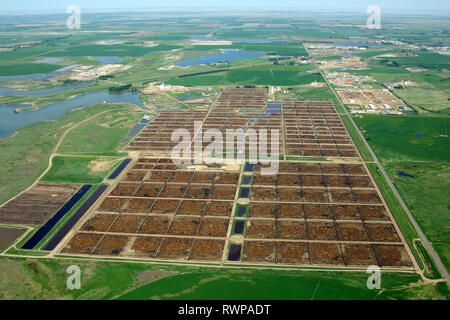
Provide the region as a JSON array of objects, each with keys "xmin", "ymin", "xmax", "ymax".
[{"xmin": 0, "ymin": 182, "xmax": 80, "ymax": 225}]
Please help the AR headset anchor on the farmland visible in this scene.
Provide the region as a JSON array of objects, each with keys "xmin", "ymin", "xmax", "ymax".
[{"xmin": 0, "ymin": 9, "xmax": 448, "ymax": 301}]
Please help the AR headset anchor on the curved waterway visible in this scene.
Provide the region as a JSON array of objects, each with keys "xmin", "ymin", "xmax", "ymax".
[{"xmin": 0, "ymin": 91, "xmax": 143, "ymax": 138}]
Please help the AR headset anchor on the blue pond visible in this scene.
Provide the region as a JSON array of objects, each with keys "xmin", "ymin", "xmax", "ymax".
[
  {"xmin": 0, "ymin": 81, "xmax": 94, "ymax": 96},
  {"xmin": 415, "ymin": 132, "xmax": 424, "ymax": 139},
  {"xmin": 93, "ymin": 56, "xmax": 124, "ymax": 64},
  {"xmin": 192, "ymin": 36, "xmax": 282, "ymax": 44},
  {"xmin": 176, "ymin": 49, "xmax": 266, "ymax": 67},
  {"xmin": 0, "ymin": 91, "xmax": 143, "ymax": 138},
  {"xmin": 398, "ymin": 171, "xmax": 415, "ymax": 178}
]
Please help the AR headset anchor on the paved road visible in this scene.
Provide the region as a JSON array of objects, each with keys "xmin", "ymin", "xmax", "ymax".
[{"xmin": 308, "ymin": 52, "xmax": 450, "ymax": 285}]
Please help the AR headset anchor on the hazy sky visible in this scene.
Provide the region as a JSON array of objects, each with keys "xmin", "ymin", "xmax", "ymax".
[{"xmin": 2, "ymin": 0, "xmax": 450, "ymax": 12}]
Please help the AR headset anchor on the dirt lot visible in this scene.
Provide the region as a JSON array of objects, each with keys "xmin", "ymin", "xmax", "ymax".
[
  {"xmin": 178, "ymin": 200, "xmax": 205, "ymax": 215},
  {"xmin": 167, "ymin": 217, "xmax": 201, "ymax": 236},
  {"xmin": 304, "ymin": 204, "xmax": 333, "ymax": 219},
  {"xmin": 366, "ymin": 224, "xmax": 401, "ymax": 242},
  {"xmin": 249, "ymin": 203, "xmax": 277, "ymax": 218},
  {"xmin": 138, "ymin": 216, "xmax": 170, "ymax": 234},
  {"xmin": 157, "ymin": 237, "xmax": 193, "ymax": 259},
  {"xmin": 189, "ymin": 239, "xmax": 224, "ymax": 260},
  {"xmin": 373, "ymin": 245, "xmax": 413, "ymax": 267},
  {"xmin": 341, "ymin": 244, "xmax": 377, "ymax": 266},
  {"xmin": 110, "ymin": 183, "xmax": 139, "ymax": 196},
  {"xmin": 92, "ymin": 235, "xmax": 130, "ymax": 256},
  {"xmin": 150, "ymin": 200, "xmax": 180, "ymax": 214},
  {"xmin": 0, "ymin": 182, "xmax": 80, "ymax": 225},
  {"xmin": 204, "ymin": 201, "xmax": 233, "ymax": 216},
  {"xmin": 242, "ymin": 241, "xmax": 276, "ymax": 263},
  {"xmin": 307, "ymin": 222, "xmax": 337, "ymax": 240},
  {"xmin": 198, "ymin": 218, "xmax": 229, "ymax": 237},
  {"xmin": 277, "ymin": 242, "xmax": 309, "ymax": 264},
  {"xmin": 125, "ymin": 198, "xmax": 154, "ymax": 213},
  {"xmin": 109, "ymin": 215, "xmax": 144, "ymax": 233},
  {"xmin": 97, "ymin": 197, "xmax": 129, "ymax": 212},
  {"xmin": 309, "ymin": 243, "xmax": 344, "ymax": 265},
  {"xmin": 246, "ymin": 220, "xmax": 276, "ymax": 239},
  {"xmin": 62, "ymin": 233, "xmax": 102, "ymax": 254},
  {"xmin": 336, "ymin": 223, "xmax": 369, "ymax": 241},
  {"xmin": 81, "ymin": 214, "xmax": 116, "ymax": 232},
  {"xmin": 278, "ymin": 204, "xmax": 304, "ymax": 218},
  {"xmin": 277, "ymin": 221, "xmax": 307, "ymax": 240},
  {"xmin": 131, "ymin": 236, "xmax": 162, "ymax": 257}
]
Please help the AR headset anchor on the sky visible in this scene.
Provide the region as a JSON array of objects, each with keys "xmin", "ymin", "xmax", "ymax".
[{"xmin": 1, "ymin": 0, "xmax": 450, "ymax": 12}]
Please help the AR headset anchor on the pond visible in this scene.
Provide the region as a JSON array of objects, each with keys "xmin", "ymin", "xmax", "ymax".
[
  {"xmin": 176, "ymin": 49, "xmax": 266, "ymax": 67},
  {"xmin": 0, "ymin": 91, "xmax": 143, "ymax": 138},
  {"xmin": 93, "ymin": 56, "xmax": 124, "ymax": 64},
  {"xmin": 0, "ymin": 81, "xmax": 94, "ymax": 96}
]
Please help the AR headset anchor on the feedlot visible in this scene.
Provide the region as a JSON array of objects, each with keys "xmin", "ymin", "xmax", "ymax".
[
  {"xmin": 59, "ymin": 158, "xmax": 414, "ymax": 269},
  {"xmin": 57, "ymin": 89, "xmax": 415, "ymax": 270}
]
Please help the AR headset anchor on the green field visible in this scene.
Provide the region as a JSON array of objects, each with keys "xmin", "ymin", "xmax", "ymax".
[
  {"xmin": 41, "ymin": 156, "xmax": 121, "ymax": 184},
  {"xmin": 0, "ymin": 257, "xmax": 448, "ymax": 300},
  {"xmin": 354, "ymin": 115, "xmax": 450, "ymax": 272},
  {"xmin": 0, "ymin": 63, "xmax": 62, "ymax": 76}
]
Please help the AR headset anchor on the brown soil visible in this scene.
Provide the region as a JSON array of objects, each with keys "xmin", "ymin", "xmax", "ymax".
[
  {"xmin": 352, "ymin": 191, "xmax": 381, "ymax": 204},
  {"xmin": 178, "ymin": 200, "xmax": 205, "ymax": 215},
  {"xmin": 204, "ymin": 201, "xmax": 233, "ymax": 216},
  {"xmin": 159, "ymin": 184, "xmax": 187, "ymax": 198},
  {"xmin": 246, "ymin": 220, "xmax": 276, "ymax": 239},
  {"xmin": 150, "ymin": 200, "xmax": 180, "ymax": 214},
  {"xmin": 324, "ymin": 175, "xmax": 349, "ymax": 187},
  {"xmin": 192, "ymin": 172, "xmax": 217, "ymax": 183},
  {"xmin": 216, "ymin": 173, "xmax": 239, "ymax": 184},
  {"xmin": 97, "ymin": 197, "xmax": 129, "ymax": 212},
  {"xmin": 167, "ymin": 217, "xmax": 200, "ymax": 235},
  {"xmin": 277, "ymin": 242, "xmax": 309, "ymax": 264},
  {"xmin": 307, "ymin": 222, "xmax": 337, "ymax": 240},
  {"xmin": 242, "ymin": 241, "xmax": 276, "ymax": 263},
  {"xmin": 277, "ymin": 174, "xmax": 301, "ymax": 186},
  {"xmin": 253, "ymin": 175, "xmax": 276, "ymax": 185},
  {"xmin": 125, "ymin": 198, "xmax": 154, "ymax": 213},
  {"xmin": 366, "ymin": 224, "xmax": 401, "ymax": 242},
  {"xmin": 147, "ymin": 171, "xmax": 171, "ymax": 182},
  {"xmin": 210, "ymin": 186, "xmax": 236, "ymax": 200},
  {"xmin": 341, "ymin": 244, "xmax": 377, "ymax": 266},
  {"xmin": 309, "ymin": 243, "xmax": 344, "ymax": 265},
  {"xmin": 336, "ymin": 223, "xmax": 369, "ymax": 241},
  {"xmin": 124, "ymin": 171, "xmax": 147, "ymax": 181},
  {"xmin": 157, "ymin": 237, "xmax": 193, "ymax": 259},
  {"xmin": 349, "ymin": 176, "xmax": 373, "ymax": 188},
  {"xmin": 92, "ymin": 235, "xmax": 130, "ymax": 255},
  {"xmin": 131, "ymin": 236, "xmax": 162, "ymax": 257},
  {"xmin": 277, "ymin": 221, "xmax": 306, "ymax": 239},
  {"xmin": 373, "ymin": 245, "xmax": 413, "ymax": 267},
  {"xmin": 252, "ymin": 187, "xmax": 276, "ymax": 201},
  {"xmin": 343, "ymin": 164, "xmax": 366, "ymax": 175},
  {"xmin": 304, "ymin": 204, "xmax": 333, "ymax": 219},
  {"xmin": 303, "ymin": 189, "xmax": 329, "ymax": 202},
  {"xmin": 135, "ymin": 183, "xmax": 164, "ymax": 197},
  {"xmin": 301, "ymin": 175, "xmax": 324, "ymax": 186},
  {"xmin": 299, "ymin": 163, "xmax": 321, "ymax": 174},
  {"xmin": 332, "ymin": 205, "xmax": 361, "ymax": 220},
  {"xmin": 189, "ymin": 239, "xmax": 224, "ymax": 260},
  {"xmin": 81, "ymin": 214, "xmax": 116, "ymax": 232},
  {"xmin": 62, "ymin": 233, "xmax": 102, "ymax": 254},
  {"xmin": 358, "ymin": 206, "xmax": 389, "ymax": 221},
  {"xmin": 185, "ymin": 185, "xmax": 212, "ymax": 199},
  {"xmin": 277, "ymin": 203, "xmax": 304, "ymax": 218},
  {"xmin": 321, "ymin": 164, "xmax": 344, "ymax": 174},
  {"xmin": 198, "ymin": 218, "xmax": 229, "ymax": 237},
  {"xmin": 329, "ymin": 190, "xmax": 354, "ymax": 203},
  {"xmin": 169, "ymin": 171, "xmax": 193, "ymax": 183},
  {"xmin": 109, "ymin": 215, "xmax": 144, "ymax": 233},
  {"xmin": 277, "ymin": 188, "xmax": 302, "ymax": 202},
  {"xmin": 138, "ymin": 216, "xmax": 170, "ymax": 234},
  {"xmin": 110, "ymin": 183, "xmax": 139, "ymax": 196},
  {"xmin": 249, "ymin": 203, "xmax": 277, "ymax": 218}
]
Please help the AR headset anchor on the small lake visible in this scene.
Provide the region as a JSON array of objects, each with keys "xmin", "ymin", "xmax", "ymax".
[
  {"xmin": 0, "ymin": 91, "xmax": 143, "ymax": 138},
  {"xmin": 0, "ymin": 81, "xmax": 94, "ymax": 96},
  {"xmin": 176, "ymin": 49, "xmax": 266, "ymax": 67},
  {"xmin": 93, "ymin": 56, "xmax": 124, "ymax": 64}
]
